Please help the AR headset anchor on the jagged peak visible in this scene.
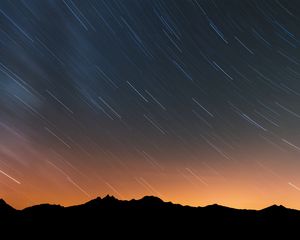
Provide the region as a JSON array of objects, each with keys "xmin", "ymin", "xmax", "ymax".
[
  {"xmin": 93, "ymin": 196, "xmax": 102, "ymax": 201},
  {"xmin": 103, "ymin": 195, "xmax": 118, "ymax": 201},
  {"xmin": 83, "ymin": 195, "xmax": 118, "ymax": 204}
]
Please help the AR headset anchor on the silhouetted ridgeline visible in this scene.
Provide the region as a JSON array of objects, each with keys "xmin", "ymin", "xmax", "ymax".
[{"xmin": 0, "ymin": 196, "xmax": 299, "ymax": 237}]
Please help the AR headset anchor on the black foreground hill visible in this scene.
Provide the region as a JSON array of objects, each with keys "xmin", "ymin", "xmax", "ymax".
[{"xmin": 0, "ymin": 196, "xmax": 299, "ymax": 237}]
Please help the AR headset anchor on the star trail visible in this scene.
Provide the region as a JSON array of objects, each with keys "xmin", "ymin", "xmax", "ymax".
[{"xmin": 1, "ymin": 0, "xmax": 300, "ymax": 209}]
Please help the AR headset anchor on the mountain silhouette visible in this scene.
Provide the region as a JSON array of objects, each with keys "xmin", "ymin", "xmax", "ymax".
[
  {"xmin": 0, "ymin": 196, "xmax": 299, "ymax": 237},
  {"xmin": 0, "ymin": 199, "xmax": 16, "ymax": 212}
]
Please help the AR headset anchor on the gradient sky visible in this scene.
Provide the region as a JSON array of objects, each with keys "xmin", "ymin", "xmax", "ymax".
[{"xmin": 1, "ymin": 0, "xmax": 300, "ymax": 210}]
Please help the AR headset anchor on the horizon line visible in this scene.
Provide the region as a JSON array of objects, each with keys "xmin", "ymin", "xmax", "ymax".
[{"xmin": 1, "ymin": 195, "xmax": 296, "ymax": 212}]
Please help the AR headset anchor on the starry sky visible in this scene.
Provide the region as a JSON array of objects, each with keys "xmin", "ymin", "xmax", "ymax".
[{"xmin": 1, "ymin": 0, "xmax": 300, "ymax": 210}]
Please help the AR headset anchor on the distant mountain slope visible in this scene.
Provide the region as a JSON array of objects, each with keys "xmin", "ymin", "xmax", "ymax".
[{"xmin": 0, "ymin": 196, "xmax": 299, "ymax": 236}]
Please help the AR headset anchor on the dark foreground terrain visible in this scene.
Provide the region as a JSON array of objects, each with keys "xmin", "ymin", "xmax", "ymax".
[{"xmin": 0, "ymin": 195, "xmax": 299, "ymax": 237}]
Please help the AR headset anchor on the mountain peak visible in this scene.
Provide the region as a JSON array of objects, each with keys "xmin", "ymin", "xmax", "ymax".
[
  {"xmin": 103, "ymin": 195, "xmax": 118, "ymax": 201},
  {"xmin": 0, "ymin": 199, "xmax": 16, "ymax": 212},
  {"xmin": 268, "ymin": 204, "xmax": 285, "ymax": 209},
  {"xmin": 262, "ymin": 204, "xmax": 287, "ymax": 212},
  {"xmin": 206, "ymin": 203, "xmax": 223, "ymax": 208},
  {"xmin": 205, "ymin": 203, "xmax": 234, "ymax": 211},
  {"xmin": 0, "ymin": 199, "xmax": 8, "ymax": 205},
  {"xmin": 135, "ymin": 196, "xmax": 167, "ymax": 207},
  {"xmin": 140, "ymin": 195, "xmax": 163, "ymax": 203}
]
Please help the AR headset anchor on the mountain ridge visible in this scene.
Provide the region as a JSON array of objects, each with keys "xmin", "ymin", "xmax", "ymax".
[
  {"xmin": 1, "ymin": 195, "xmax": 299, "ymax": 212},
  {"xmin": 1, "ymin": 195, "xmax": 300, "ymax": 236}
]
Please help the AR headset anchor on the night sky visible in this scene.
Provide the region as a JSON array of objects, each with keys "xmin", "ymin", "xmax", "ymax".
[{"xmin": 1, "ymin": 0, "xmax": 300, "ymax": 209}]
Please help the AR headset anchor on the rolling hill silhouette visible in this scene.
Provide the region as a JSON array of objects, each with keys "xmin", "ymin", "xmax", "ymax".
[{"xmin": 0, "ymin": 196, "xmax": 299, "ymax": 237}]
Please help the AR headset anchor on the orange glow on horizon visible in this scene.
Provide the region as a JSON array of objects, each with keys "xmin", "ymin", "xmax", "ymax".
[{"xmin": 1, "ymin": 141, "xmax": 300, "ymax": 210}]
